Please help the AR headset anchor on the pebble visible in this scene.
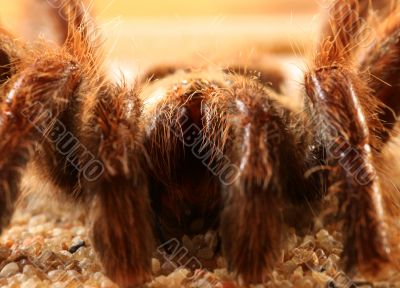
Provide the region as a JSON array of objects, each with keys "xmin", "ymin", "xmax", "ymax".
[
  {"xmin": 312, "ymin": 270, "xmax": 331, "ymax": 286},
  {"xmin": 21, "ymin": 235, "xmax": 44, "ymax": 256},
  {"xmin": 99, "ymin": 277, "xmax": 117, "ymax": 288},
  {"xmin": 47, "ymin": 269, "xmax": 65, "ymax": 281},
  {"xmin": 305, "ymin": 252, "xmax": 319, "ymax": 269},
  {"xmin": 22, "ymin": 265, "xmax": 37, "ymax": 277},
  {"xmin": 0, "ymin": 278, "xmax": 8, "ymax": 286},
  {"xmin": 0, "ymin": 247, "xmax": 11, "ymax": 261},
  {"xmin": 191, "ymin": 235, "xmax": 205, "ymax": 250},
  {"xmin": 281, "ymin": 259, "xmax": 298, "ymax": 275},
  {"xmin": 20, "ymin": 276, "xmax": 40, "ymax": 288},
  {"xmin": 69, "ymin": 240, "xmax": 86, "ymax": 254},
  {"xmin": 161, "ymin": 261, "xmax": 176, "ymax": 275},
  {"xmin": 1, "ymin": 196, "xmax": 398, "ymax": 287},
  {"xmin": 58, "ymin": 250, "xmax": 72, "ymax": 260},
  {"xmin": 291, "ymin": 266, "xmax": 303, "ymax": 281},
  {"xmin": 152, "ymin": 258, "xmax": 161, "ymax": 275},
  {"xmin": 316, "ymin": 229, "xmax": 329, "ymax": 240},
  {"xmin": 204, "ymin": 231, "xmax": 218, "ymax": 249},
  {"xmin": 72, "ymin": 247, "xmax": 88, "ymax": 261},
  {"xmin": 0, "ymin": 262, "xmax": 20, "ymax": 277}
]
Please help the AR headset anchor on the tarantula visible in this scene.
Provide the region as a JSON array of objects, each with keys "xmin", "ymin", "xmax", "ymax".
[{"xmin": 1, "ymin": 0, "xmax": 400, "ymax": 286}]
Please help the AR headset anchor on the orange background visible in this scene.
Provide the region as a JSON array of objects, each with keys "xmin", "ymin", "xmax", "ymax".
[
  {"xmin": 87, "ymin": 0, "xmax": 317, "ymax": 17},
  {"xmin": 1, "ymin": 0, "xmax": 318, "ymax": 21},
  {"xmin": 0, "ymin": 1, "xmax": 320, "ymax": 80}
]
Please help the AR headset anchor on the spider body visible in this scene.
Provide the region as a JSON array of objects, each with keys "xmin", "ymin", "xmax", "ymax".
[
  {"xmin": 1, "ymin": 0, "xmax": 400, "ymax": 287},
  {"xmin": 142, "ymin": 73, "xmax": 223, "ymax": 239}
]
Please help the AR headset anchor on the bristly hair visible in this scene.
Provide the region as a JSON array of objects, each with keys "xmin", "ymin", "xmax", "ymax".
[
  {"xmin": 304, "ymin": 0, "xmax": 400, "ymax": 278},
  {"xmin": 0, "ymin": 28, "xmax": 24, "ymax": 86},
  {"xmin": 317, "ymin": 0, "xmax": 372, "ymax": 66},
  {"xmin": 1, "ymin": 1, "xmax": 400, "ymax": 286},
  {"xmin": 358, "ymin": 6, "xmax": 400, "ymax": 144}
]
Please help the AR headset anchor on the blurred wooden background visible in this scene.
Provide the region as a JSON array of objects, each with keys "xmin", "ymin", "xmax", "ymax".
[
  {"xmin": 1, "ymin": 1, "xmax": 319, "ymax": 18},
  {"xmin": 0, "ymin": 0, "xmax": 321, "ymax": 80}
]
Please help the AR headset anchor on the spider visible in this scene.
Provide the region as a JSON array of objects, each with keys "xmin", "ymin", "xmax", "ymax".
[{"xmin": 0, "ymin": 0, "xmax": 400, "ymax": 287}]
